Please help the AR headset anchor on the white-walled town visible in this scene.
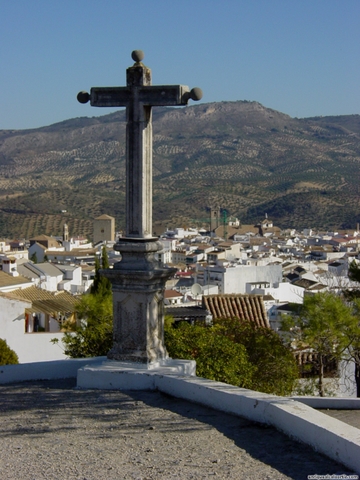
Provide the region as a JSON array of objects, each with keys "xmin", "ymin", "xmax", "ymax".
[{"xmin": 1, "ymin": 212, "xmax": 359, "ymax": 398}]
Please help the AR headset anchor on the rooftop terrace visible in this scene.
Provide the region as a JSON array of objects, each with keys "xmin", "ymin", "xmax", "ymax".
[{"xmin": 0, "ymin": 378, "xmax": 353, "ymax": 480}]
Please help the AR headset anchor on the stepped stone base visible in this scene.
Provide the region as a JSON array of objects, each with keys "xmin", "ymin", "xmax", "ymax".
[{"xmin": 77, "ymin": 358, "xmax": 196, "ymax": 390}]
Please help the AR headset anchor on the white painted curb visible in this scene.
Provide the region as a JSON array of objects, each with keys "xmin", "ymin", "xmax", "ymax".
[
  {"xmin": 77, "ymin": 359, "xmax": 196, "ymax": 390},
  {"xmin": 292, "ymin": 396, "xmax": 360, "ymax": 409},
  {"xmin": 154, "ymin": 375, "xmax": 360, "ymax": 475}
]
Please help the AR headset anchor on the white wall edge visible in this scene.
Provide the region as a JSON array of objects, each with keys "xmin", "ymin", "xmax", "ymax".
[
  {"xmin": 291, "ymin": 396, "xmax": 360, "ymax": 409},
  {"xmin": 0, "ymin": 357, "xmax": 107, "ymax": 384}
]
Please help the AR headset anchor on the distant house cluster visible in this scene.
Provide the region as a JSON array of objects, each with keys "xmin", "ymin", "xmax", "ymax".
[
  {"xmin": 158, "ymin": 216, "xmax": 360, "ymax": 333},
  {"xmin": 1, "ymin": 212, "xmax": 360, "ymax": 378},
  {"xmin": 0, "ymin": 215, "xmax": 118, "ymax": 363}
]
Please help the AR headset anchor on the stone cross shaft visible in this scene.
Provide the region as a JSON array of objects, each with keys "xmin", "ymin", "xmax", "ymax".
[
  {"xmin": 78, "ymin": 51, "xmax": 202, "ymax": 364},
  {"xmin": 78, "ymin": 50, "xmax": 202, "ymax": 239}
]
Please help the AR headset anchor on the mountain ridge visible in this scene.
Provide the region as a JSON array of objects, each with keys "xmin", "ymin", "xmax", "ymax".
[{"xmin": 0, "ymin": 100, "xmax": 359, "ymax": 239}]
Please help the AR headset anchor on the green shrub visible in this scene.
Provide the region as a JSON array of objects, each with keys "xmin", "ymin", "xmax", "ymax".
[
  {"xmin": 165, "ymin": 321, "xmax": 254, "ymax": 387},
  {"xmin": 60, "ymin": 292, "xmax": 113, "ymax": 358},
  {"xmin": 0, "ymin": 339, "xmax": 19, "ymax": 365},
  {"xmin": 165, "ymin": 317, "xmax": 299, "ymax": 396}
]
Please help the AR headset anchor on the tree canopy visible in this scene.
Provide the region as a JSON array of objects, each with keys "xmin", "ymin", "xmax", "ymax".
[
  {"xmin": 214, "ymin": 318, "xmax": 299, "ymax": 396},
  {"xmin": 58, "ymin": 246, "xmax": 113, "ymax": 358},
  {"xmin": 164, "ymin": 318, "xmax": 254, "ymax": 388},
  {"xmin": 348, "ymin": 260, "xmax": 360, "ymax": 284},
  {"xmin": 282, "ymin": 292, "xmax": 358, "ymax": 396},
  {"xmin": 165, "ymin": 317, "xmax": 298, "ymax": 396},
  {"xmin": 90, "ymin": 246, "xmax": 112, "ymax": 297},
  {"xmin": 0, "ymin": 338, "xmax": 19, "ymax": 366},
  {"xmin": 60, "ymin": 291, "xmax": 113, "ymax": 358}
]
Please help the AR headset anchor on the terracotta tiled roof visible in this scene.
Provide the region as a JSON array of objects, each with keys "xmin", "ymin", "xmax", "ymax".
[
  {"xmin": 250, "ymin": 237, "xmax": 271, "ymax": 246},
  {"xmin": 164, "ymin": 289, "xmax": 183, "ymax": 299},
  {"xmin": 45, "ymin": 249, "xmax": 98, "ymax": 257},
  {"xmin": 202, "ymin": 294, "xmax": 269, "ymax": 328},
  {"xmin": 30, "ymin": 234, "xmax": 54, "ymax": 241},
  {"xmin": 214, "ymin": 225, "xmax": 253, "ymax": 239},
  {"xmin": 0, "ymin": 271, "xmax": 32, "ymax": 288},
  {"xmin": 95, "ymin": 214, "xmax": 115, "ymax": 220},
  {"xmin": 217, "ymin": 241, "xmax": 238, "ymax": 248},
  {"xmin": 175, "ymin": 271, "xmax": 193, "ymax": 277},
  {"xmin": 0, "ymin": 291, "xmax": 31, "ymax": 306},
  {"xmin": 9, "ymin": 286, "xmax": 79, "ymax": 315}
]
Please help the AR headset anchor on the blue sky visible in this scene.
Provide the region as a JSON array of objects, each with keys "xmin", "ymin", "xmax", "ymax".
[{"xmin": 1, "ymin": 0, "xmax": 359, "ymax": 130}]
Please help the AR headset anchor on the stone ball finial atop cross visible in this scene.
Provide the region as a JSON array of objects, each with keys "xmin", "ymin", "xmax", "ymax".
[{"xmin": 131, "ymin": 50, "xmax": 145, "ymax": 63}]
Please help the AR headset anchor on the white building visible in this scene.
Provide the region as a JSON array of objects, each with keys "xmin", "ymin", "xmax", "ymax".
[
  {"xmin": 246, "ymin": 281, "xmax": 304, "ymax": 304},
  {"xmin": 17, "ymin": 263, "xmax": 63, "ymax": 292},
  {"xmin": 93, "ymin": 214, "xmax": 115, "ymax": 244},
  {"xmin": 0, "ymin": 287, "xmax": 77, "ymax": 363},
  {"xmin": 62, "ymin": 237, "xmax": 93, "ymax": 252},
  {"xmin": 157, "ymin": 238, "xmax": 177, "ymax": 264},
  {"xmin": 195, "ymin": 262, "xmax": 282, "ymax": 295},
  {"xmin": 17, "ymin": 261, "xmax": 88, "ymax": 293},
  {"xmin": 56, "ymin": 265, "xmax": 84, "ymax": 293}
]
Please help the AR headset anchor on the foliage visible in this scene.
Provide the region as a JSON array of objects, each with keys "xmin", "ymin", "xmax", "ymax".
[
  {"xmin": 164, "ymin": 320, "xmax": 254, "ymax": 388},
  {"xmin": 345, "ymin": 295, "xmax": 360, "ymax": 397},
  {"xmin": 282, "ymin": 292, "xmax": 357, "ymax": 396},
  {"xmin": 101, "ymin": 245, "xmax": 110, "ymax": 269},
  {"xmin": 60, "ymin": 292, "xmax": 113, "ymax": 358},
  {"xmin": 0, "ymin": 338, "xmax": 19, "ymax": 365},
  {"xmin": 343, "ymin": 261, "xmax": 360, "ymax": 300},
  {"xmin": 90, "ymin": 246, "xmax": 112, "ymax": 296},
  {"xmin": 58, "ymin": 247, "xmax": 112, "ymax": 358},
  {"xmin": 342, "ymin": 261, "xmax": 360, "ymax": 396},
  {"xmin": 348, "ymin": 260, "xmax": 360, "ymax": 284},
  {"xmin": 164, "ymin": 317, "xmax": 298, "ymax": 395},
  {"xmin": 214, "ymin": 318, "xmax": 299, "ymax": 396}
]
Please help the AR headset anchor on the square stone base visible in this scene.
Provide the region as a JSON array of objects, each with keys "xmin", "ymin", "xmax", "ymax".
[{"xmin": 77, "ymin": 358, "xmax": 196, "ymax": 390}]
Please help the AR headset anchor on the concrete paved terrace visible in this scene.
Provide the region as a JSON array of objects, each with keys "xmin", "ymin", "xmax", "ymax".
[{"xmin": 0, "ymin": 378, "xmax": 356, "ymax": 480}]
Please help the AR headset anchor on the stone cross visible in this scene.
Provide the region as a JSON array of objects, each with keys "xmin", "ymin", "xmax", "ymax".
[
  {"xmin": 78, "ymin": 51, "xmax": 202, "ymax": 365},
  {"xmin": 78, "ymin": 50, "xmax": 202, "ymax": 240}
]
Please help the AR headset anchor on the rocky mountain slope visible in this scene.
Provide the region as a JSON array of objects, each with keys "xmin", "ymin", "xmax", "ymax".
[{"xmin": 0, "ymin": 101, "xmax": 359, "ymax": 239}]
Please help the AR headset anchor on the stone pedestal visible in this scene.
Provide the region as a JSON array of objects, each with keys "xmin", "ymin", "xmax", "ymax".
[
  {"xmin": 77, "ymin": 358, "xmax": 196, "ymax": 390},
  {"xmin": 102, "ymin": 238, "xmax": 176, "ymax": 365}
]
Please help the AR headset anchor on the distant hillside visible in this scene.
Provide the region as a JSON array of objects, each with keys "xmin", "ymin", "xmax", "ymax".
[{"xmin": 0, "ymin": 100, "xmax": 359, "ymax": 239}]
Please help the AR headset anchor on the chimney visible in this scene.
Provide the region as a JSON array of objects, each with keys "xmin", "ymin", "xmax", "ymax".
[{"xmin": 2, "ymin": 256, "xmax": 19, "ymax": 276}]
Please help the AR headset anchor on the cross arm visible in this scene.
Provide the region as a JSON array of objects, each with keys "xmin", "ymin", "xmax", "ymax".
[
  {"xmin": 138, "ymin": 85, "xmax": 202, "ymax": 106},
  {"xmin": 77, "ymin": 85, "xmax": 202, "ymax": 107},
  {"xmin": 90, "ymin": 87, "xmax": 130, "ymax": 107}
]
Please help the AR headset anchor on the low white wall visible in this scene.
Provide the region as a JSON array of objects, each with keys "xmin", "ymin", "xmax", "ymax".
[
  {"xmin": 339, "ymin": 358, "xmax": 357, "ymax": 397},
  {"xmin": 292, "ymin": 396, "xmax": 360, "ymax": 409},
  {"xmin": 0, "ymin": 357, "xmax": 106, "ymax": 384}
]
